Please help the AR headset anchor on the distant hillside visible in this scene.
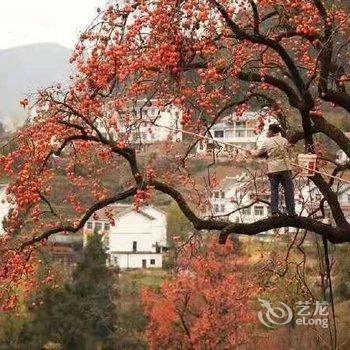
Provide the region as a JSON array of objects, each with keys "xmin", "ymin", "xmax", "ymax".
[{"xmin": 0, "ymin": 43, "xmax": 72, "ymax": 129}]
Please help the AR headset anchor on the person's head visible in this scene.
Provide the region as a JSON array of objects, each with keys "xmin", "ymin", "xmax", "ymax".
[{"xmin": 267, "ymin": 124, "xmax": 281, "ymax": 137}]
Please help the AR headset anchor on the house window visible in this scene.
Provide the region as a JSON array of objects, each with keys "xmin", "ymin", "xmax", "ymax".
[
  {"xmin": 95, "ymin": 222, "xmax": 102, "ymax": 231},
  {"xmin": 213, "ymin": 191, "xmax": 225, "ymax": 198},
  {"xmin": 213, "ymin": 191, "xmax": 225, "ymax": 199},
  {"xmin": 214, "ymin": 130, "xmax": 224, "ymax": 138},
  {"xmin": 236, "ymin": 121, "xmax": 246, "ymax": 129},
  {"xmin": 347, "ymin": 194, "xmax": 350, "ymax": 204},
  {"xmin": 220, "ymin": 204, "xmax": 225, "ymax": 212},
  {"xmin": 214, "ymin": 204, "xmax": 219, "ymax": 213},
  {"xmin": 242, "ymin": 208, "xmax": 251, "ymax": 216},
  {"xmin": 104, "ymin": 223, "xmax": 110, "ymax": 231},
  {"xmin": 235, "ymin": 130, "xmax": 246, "ymax": 138},
  {"xmin": 150, "ymin": 259, "xmax": 155, "ymax": 265},
  {"xmin": 87, "ymin": 222, "xmax": 93, "ymax": 230},
  {"xmin": 133, "ymin": 241, "xmax": 137, "ymax": 252},
  {"xmin": 315, "ymin": 193, "xmax": 322, "ymax": 201},
  {"xmin": 254, "ymin": 206, "xmax": 264, "ymax": 216}
]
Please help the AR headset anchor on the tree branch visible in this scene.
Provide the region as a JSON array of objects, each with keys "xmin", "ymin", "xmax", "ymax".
[{"xmin": 19, "ymin": 187, "xmax": 137, "ymax": 250}]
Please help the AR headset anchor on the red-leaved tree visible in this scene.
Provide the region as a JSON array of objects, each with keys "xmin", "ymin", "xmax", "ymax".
[{"xmin": 142, "ymin": 240, "xmax": 258, "ymax": 349}]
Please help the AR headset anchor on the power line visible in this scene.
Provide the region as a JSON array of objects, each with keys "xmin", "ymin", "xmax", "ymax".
[{"xmin": 144, "ymin": 121, "xmax": 350, "ymax": 186}]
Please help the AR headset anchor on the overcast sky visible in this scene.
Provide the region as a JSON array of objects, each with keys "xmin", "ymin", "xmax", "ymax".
[{"xmin": 0, "ymin": 0, "xmax": 108, "ymax": 50}]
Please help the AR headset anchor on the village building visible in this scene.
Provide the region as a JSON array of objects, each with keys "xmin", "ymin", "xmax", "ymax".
[
  {"xmin": 83, "ymin": 204, "xmax": 167, "ymax": 269},
  {"xmin": 196, "ymin": 112, "xmax": 264, "ymax": 156},
  {"xmin": 28, "ymin": 100, "xmax": 183, "ymax": 153},
  {"xmin": 101, "ymin": 99, "xmax": 183, "ymax": 146},
  {"xmin": 0, "ymin": 184, "xmax": 13, "ymax": 235},
  {"xmin": 210, "ymin": 174, "xmax": 270, "ymax": 226},
  {"xmin": 210, "ymin": 174, "xmax": 350, "ymax": 238}
]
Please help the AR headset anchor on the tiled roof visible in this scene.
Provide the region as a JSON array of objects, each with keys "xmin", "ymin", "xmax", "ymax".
[{"xmin": 87, "ymin": 204, "xmax": 162, "ymax": 222}]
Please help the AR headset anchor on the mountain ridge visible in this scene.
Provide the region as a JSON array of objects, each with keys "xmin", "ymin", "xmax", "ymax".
[
  {"xmin": 0, "ymin": 42, "xmax": 72, "ymax": 129},
  {"xmin": 0, "ymin": 42, "xmax": 71, "ymax": 53}
]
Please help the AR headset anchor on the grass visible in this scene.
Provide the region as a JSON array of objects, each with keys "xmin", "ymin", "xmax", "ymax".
[{"xmin": 118, "ymin": 268, "xmax": 169, "ymax": 295}]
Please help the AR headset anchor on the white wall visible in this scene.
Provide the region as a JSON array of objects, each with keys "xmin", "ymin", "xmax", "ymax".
[
  {"xmin": 109, "ymin": 211, "xmax": 156, "ymax": 252},
  {"xmin": 143, "ymin": 206, "xmax": 167, "ymax": 247},
  {"xmin": 0, "ymin": 185, "xmax": 11, "ymax": 235},
  {"xmin": 83, "ymin": 205, "xmax": 167, "ymax": 269},
  {"xmin": 110, "ymin": 253, "xmax": 162, "ymax": 269},
  {"xmin": 107, "ymin": 207, "xmax": 167, "ymax": 254},
  {"xmin": 102, "ymin": 100, "xmax": 182, "ymax": 144},
  {"xmin": 196, "ymin": 113, "xmax": 259, "ymax": 154}
]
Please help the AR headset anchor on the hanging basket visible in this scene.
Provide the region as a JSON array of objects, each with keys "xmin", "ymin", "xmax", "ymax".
[{"xmin": 297, "ymin": 153, "xmax": 317, "ymax": 177}]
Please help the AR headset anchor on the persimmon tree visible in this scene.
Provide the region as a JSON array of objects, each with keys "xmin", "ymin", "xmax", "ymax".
[
  {"xmin": 2, "ymin": 0, "xmax": 350, "ymax": 307},
  {"xmin": 142, "ymin": 240, "xmax": 258, "ymax": 349}
]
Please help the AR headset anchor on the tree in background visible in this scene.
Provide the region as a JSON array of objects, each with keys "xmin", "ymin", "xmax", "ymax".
[
  {"xmin": 334, "ymin": 245, "xmax": 350, "ymax": 301},
  {"xmin": 24, "ymin": 232, "xmax": 117, "ymax": 350},
  {"xmin": 142, "ymin": 239, "xmax": 258, "ymax": 349},
  {"xmin": 167, "ymin": 202, "xmax": 193, "ymax": 245},
  {"xmin": 165, "ymin": 202, "xmax": 193, "ymax": 269}
]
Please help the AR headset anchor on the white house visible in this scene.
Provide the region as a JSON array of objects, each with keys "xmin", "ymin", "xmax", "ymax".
[
  {"xmin": 0, "ymin": 185, "xmax": 12, "ymax": 235},
  {"xmin": 196, "ymin": 111, "xmax": 265, "ymax": 156},
  {"xmin": 99, "ymin": 99, "xmax": 183, "ymax": 145},
  {"xmin": 210, "ymin": 174, "xmax": 270, "ymax": 225},
  {"xmin": 83, "ymin": 204, "xmax": 167, "ymax": 269},
  {"xmin": 210, "ymin": 173, "xmax": 350, "ymax": 237}
]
